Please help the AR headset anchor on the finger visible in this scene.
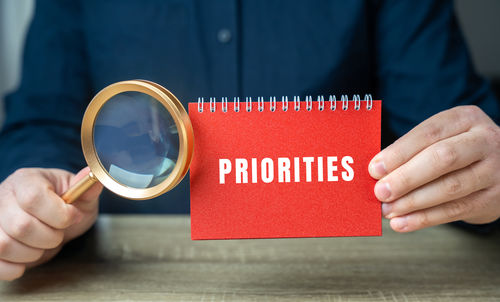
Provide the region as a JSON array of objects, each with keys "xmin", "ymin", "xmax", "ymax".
[
  {"xmin": 374, "ymin": 130, "xmax": 486, "ymax": 202},
  {"xmin": 37, "ymin": 167, "xmax": 102, "ymax": 209},
  {"xmin": 9, "ymin": 168, "xmax": 73, "ymax": 196},
  {"xmin": 7, "ymin": 168, "xmax": 80, "ymax": 229},
  {"xmin": 382, "ymin": 160, "xmax": 492, "ymax": 218},
  {"xmin": 0, "ymin": 204, "xmax": 64, "ymax": 249},
  {"xmin": 14, "ymin": 182, "xmax": 82, "ymax": 230},
  {"xmin": 19, "ymin": 166, "xmax": 102, "ymax": 202},
  {"xmin": 13, "ymin": 167, "xmax": 101, "ymax": 227},
  {"xmin": 389, "ymin": 189, "xmax": 489, "ymax": 232},
  {"xmin": 0, "ymin": 260, "xmax": 25, "ymax": 281},
  {"xmin": 0, "ymin": 228, "xmax": 44, "ymax": 263},
  {"xmin": 26, "ymin": 246, "xmax": 63, "ymax": 269},
  {"xmin": 369, "ymin": 106, "xmax": 483, "ymax": 179}
]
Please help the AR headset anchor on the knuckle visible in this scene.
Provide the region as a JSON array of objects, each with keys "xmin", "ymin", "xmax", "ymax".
[
  {"xmin": 422, "ymin": 123, "xmax": 442, "ymax": 142},
  {"xmin": 443, "ymin": 200, "xmax": 470, "ymax": 220},
  {"xmin": 416, "ymin": 211, "xmax": 430, "ymax": 228},
  {"xmin": 393, "ymin": 168, "xmax": 411, "ymax": 190},
  {"xmin": 470, "ymin": 197, "xmax": 488, "ymax": 215},
  {"xmin": 474, "ymin": 163, "xmax": 494, "ymax": 188},
  {"xmin": 459, "ymin": 105, "xmax": 483, "ymax": 121},
  {"xmin": 12, "ymin": 168, "xmax": 36, "ymax": 181},
  {"xmin": 386, "ymin": 147, "xmax": 406, "ymax": 169},
  {"xmin": 482, "ymin": 125, "xmax": 500, "ymax": 150},
  {"xmin": 441, "ymin": 175, "xmax": 464, "ymax": 196},
  {"xmin": 0, "ymin": 179, "xmax": 14, "ymax": 197},
  {"xmin": 0, "ymin": 237, "xmax": 9, "ymax": 256},
  {"xmin": 10, "ymin": 216, "xmax": 32, "ymax": 239},
  {"xmin": 448, "ymin": 105, "xmax": 484, "ymax": 130},
  {"xmin": 13, "ymin": 168, "xmax": 30, "ymax": 178},
  {"xmin": 432, "ymin": 144, "xmax": 458, "ymax": 168},
  {"xmin": 401, "ymin": 193, "xmax": 417, "ymax": 212},
  {"xmin": 18, "ymin": 188, "xmax": 42, "ymax": 212}
]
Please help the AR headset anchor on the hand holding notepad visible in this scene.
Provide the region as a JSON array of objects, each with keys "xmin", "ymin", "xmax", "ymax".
[{"xmin": 189, "ymin": 96, "xmax": 381, "ymax": 239}]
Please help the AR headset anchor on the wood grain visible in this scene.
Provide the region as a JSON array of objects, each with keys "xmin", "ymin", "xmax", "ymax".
[{"xmin": 1, "ymin": 215, "xmax": 499, "ymax": 301}]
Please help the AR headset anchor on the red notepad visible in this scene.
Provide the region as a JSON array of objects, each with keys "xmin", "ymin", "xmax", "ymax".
[{"xmin": 189, "ymin": 98, "xmax": 381, "ymax": 240}]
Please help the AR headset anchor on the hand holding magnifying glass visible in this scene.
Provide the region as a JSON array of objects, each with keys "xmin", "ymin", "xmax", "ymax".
[{"xmin": 62, "ymin": 80, "xmax": 194, "ymax": 203}]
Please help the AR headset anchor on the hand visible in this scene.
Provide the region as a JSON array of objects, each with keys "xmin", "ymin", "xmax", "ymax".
[
  {"xmin": 369, "ymin": 106, "xmax": 500, "ymax": 232},
  {"xmin": 0, "ymin": 167, "xmax": 102, "ymax": 281}
]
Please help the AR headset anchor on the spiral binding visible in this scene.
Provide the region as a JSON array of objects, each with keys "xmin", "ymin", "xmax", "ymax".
[{"xmin": 197, "ymin": 94, "xmax": 373, "ymax": 113}]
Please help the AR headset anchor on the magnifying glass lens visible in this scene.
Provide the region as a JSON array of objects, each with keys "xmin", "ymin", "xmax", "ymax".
[{"xmin": 93, "ymin": 91, "xmax": 179, "ymax": 189}]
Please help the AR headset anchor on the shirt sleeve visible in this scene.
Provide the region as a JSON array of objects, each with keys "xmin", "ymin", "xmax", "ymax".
[
  {"xmin": 0, "ymin": 0, "xmax": 90, "ymax": 181},
  {"xmin": 374, "ymin": 0, "xmax": 500, "ymax": 233}
]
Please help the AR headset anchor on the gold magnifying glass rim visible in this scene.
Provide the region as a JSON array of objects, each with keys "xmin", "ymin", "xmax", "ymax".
[{"xmin": 81, "ymin": 80, "xmax": 194, "ymax": 200}]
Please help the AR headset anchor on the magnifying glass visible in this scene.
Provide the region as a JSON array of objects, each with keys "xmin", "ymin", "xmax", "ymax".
[{"xmin": 61, "ymin": 80, "xmax": 194, "ymax": 203}]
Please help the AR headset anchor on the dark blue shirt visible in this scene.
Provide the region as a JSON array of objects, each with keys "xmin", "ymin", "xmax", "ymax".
[{"xmin": 1, "ymin": 0, "xmax": 499, "ymax": 218}]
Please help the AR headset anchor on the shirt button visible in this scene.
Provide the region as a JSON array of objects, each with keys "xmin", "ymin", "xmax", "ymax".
[{"xmin": 217, "ymin": 28, "xmax": 232, "ymax": 44}]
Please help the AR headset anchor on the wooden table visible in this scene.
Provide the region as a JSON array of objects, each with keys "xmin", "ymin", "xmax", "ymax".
[{"xmin": 1, "ymin": 215, "xmax": 499, "ymax": 301}]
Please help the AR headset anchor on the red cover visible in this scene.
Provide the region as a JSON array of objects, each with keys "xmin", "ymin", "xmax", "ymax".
[{"xmin": 189, "ymin": 100, "xmax": 381, "ymax": 240}]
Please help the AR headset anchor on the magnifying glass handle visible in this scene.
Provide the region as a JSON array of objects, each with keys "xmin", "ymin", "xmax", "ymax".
[{"xmin": 61, "ymin": 170, "xmax": 98, "ymax": 204}]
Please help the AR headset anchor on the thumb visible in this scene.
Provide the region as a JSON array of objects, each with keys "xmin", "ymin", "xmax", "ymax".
[{"xmin": 69, "ymin": 167, "xmax": 103, "ymax": 209}]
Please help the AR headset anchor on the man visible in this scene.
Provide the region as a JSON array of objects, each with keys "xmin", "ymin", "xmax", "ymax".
[{"xmin": 0, "ymin": 0, "xmax": 499, "ymax": 281}]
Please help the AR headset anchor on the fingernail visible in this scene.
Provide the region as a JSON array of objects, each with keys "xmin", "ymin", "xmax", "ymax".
[
  {"xmin": 374, "ymin": 182, "xmax": 392, "ymax": 201},
  {"xmin": 369, "ymin": 160, "xmax": 387, "ymax": 179},
  {"xmin": 391, "ymin": 217, "xmax": 408, "ymax": 232},
  {"xmin": 381, "ymin": 203, "xmax": 392, "ymax": 217}
]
